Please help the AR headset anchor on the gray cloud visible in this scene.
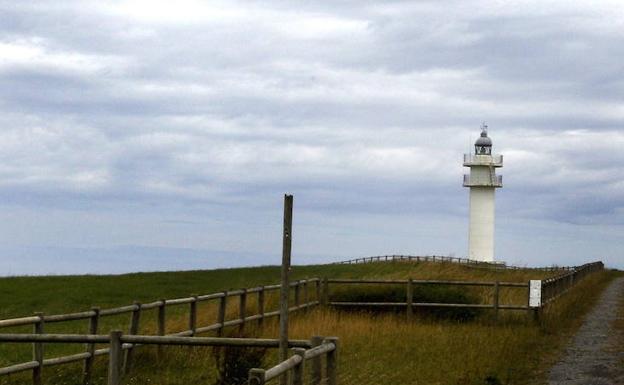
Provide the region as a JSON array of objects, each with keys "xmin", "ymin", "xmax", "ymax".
[{"xmin": 0, "ymin": 1, "xmax": 622, "ymax": 273}]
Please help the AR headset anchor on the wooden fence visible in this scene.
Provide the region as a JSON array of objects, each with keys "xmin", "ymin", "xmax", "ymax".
[
  {"xmin": 322, "ymin": 277, "xmax": 528, "ymax": 319},
  {"xmin": 0, "ymin": 332, "xmax": 314, "ymax": 385},
  {"xmin": 248, "ymin": 337, "xmax": 338, "ymax": 385},
  {"xmin": 335, "ymin": 255, "xmax": 576, "ymax": 271},
  {"xmin": 0, "ymin": 261, "xmax": 603, "ymax": 383},
  {"xmin": 539, "ymin": 261, "xmax": 604, "ymax": 306},
  {"xmin": 321, "ymin": 262, "xmax": 604, "ymax": 320},
  {"xmin": 0, "ymin": 278, "xmax": 321, "ymax": 384}
]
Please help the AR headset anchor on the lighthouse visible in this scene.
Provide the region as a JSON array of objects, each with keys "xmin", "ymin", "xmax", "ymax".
[{"xmin": 463, "ymin": 124, "xmax": 503, "ymax": 262}]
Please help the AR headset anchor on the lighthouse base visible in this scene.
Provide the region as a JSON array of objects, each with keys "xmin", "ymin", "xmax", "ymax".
[{"xmin": 468, "ymin": 187, "xmax": 495, "ymax": 262}]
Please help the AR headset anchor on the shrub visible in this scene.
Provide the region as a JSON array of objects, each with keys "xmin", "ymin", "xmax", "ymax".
[{"xmin": 331, "ymin": 284, "xmax": 482, "ymax": 321}]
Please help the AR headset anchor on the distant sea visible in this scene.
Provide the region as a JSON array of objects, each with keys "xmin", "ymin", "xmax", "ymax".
[{"xmin": 0, "ymin": 245, "xmax": 334, "ymax": 276}]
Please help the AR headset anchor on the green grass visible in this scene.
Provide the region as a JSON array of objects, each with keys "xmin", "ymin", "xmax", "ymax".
[
  {"xmin": 0, "ymin": 261, "xmax": 615, "ymax": 385},
  {"xmin": 0, "ymin": 262, "xmax": 552, "ymax": 318}
]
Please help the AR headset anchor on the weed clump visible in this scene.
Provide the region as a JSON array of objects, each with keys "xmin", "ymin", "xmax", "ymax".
[{"xmin": 212, "ymin": 330, "xmax": 267, "ymax": 385}]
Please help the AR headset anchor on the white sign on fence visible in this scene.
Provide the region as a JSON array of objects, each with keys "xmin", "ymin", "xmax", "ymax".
[{"xmin": 529, "ymin": 280, "xmax": 542, "ymax": 308}]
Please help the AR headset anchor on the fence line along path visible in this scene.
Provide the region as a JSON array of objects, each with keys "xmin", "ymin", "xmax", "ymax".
[
  {"xmin": 336, "ymin": 254, "xmax": 578, "ymax": 271},
  {"xmin": 322, "ymin": 262, "xmax": 603, "ymax": 321},
  {"xmin": 0, "ymin": 278, "xmax": 321, "ymax": 384}
]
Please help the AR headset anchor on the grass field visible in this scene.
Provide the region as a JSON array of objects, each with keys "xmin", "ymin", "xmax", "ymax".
[
  {"xmin": 0, "ymin": 261, "xmax": 618, "ymax": 385},
  {"xmin": 612, "ymin": 278, "xmax": 624, "ymax": 376}
]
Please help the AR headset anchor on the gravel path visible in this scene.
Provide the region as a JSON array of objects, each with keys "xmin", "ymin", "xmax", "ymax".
[{"xmin": 548, "ymin": 277, "xmax": 624, "ymax": 385}]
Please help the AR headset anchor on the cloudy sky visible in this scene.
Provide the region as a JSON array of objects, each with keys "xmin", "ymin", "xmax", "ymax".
[{"xmin": 0, "ymin": 1, "xmax": 622, "ymax": 275}]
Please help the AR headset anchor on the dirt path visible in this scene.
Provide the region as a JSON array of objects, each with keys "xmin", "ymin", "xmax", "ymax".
[{"xmin": 548, "ymin": 277, "xmax": 624, "ymax": 385}]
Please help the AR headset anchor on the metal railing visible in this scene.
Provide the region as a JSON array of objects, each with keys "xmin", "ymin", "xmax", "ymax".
[
  {"xmin": 463, "ymin": 173, "xmax": 503, "ymax": 187},
  {"xmin": 463, "ymin": 153, "xmax": 503, "ymax": 166}
]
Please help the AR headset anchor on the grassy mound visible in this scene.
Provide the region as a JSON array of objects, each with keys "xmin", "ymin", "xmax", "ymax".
[{"xmin": 0, "ymin": 260, "xmax": 605, "ymax": 385}]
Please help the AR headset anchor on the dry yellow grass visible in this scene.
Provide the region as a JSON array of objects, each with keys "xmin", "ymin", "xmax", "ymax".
[
  {"xmin": 0, "ymin": 263, "xmax": 614, "ymax": 385},
  {"xmin": 255, "ymin": 270, "xmax": 617, "ymax": 385}
]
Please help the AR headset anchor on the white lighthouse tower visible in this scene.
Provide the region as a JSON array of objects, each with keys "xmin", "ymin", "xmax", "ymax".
[{"xmin": 463, "ymin": 123, "xmax": 503, "ymax": 262}]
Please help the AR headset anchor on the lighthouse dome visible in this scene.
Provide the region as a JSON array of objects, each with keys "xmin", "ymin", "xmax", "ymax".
[
  {"xmin": 475, "ymin": 131, "xmax": 492, "ymax": 147},
  {"xmin": 474, "ymin": 126, "xmax": 492, "ymax": 155}
]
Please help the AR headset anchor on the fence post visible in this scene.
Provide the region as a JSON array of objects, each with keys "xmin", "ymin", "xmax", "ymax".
[
  {"xmin": 294, "ymin": 280, "xmax": 301, "ymax": 309},
  {"xmin": 494, "ymin": 281, "xmax": 500, "ymax": 321},
  {"xmin": 292, "ymin": 347, "xmax": 306, "ymax": 385},
  {"xmin": 32, "ymin": 312, "xmax": 44, "ymax": 385},
  {"xmin": 124, "ymin": 301, "xmax": 141, "ymax": 374},
  {"xmin": 157, "ymin": 299, "xmax": 166, "ymax": 360},
  {"xmin": 108, "ymin": 331, "xmax": 123, "ymax": 385},
  {"xmin": 322, "ymin": 277, "xmax": 329, "ymax": 307},
  {"xmin": 189, "ymin": 294, "xmax": 198, "ymax": 336},
  {"xmin": 240, "ymin": 288, "xmax": 247, "ymax": 334},
  {"xmin": 304, "ymin": 279, "xmax": 310, "ymax": 310},
  {"xmin": 83, "ymin": 307, "xmax": 100, "ymax": 385},
  {"xmin": 258, "ymin": 286, "xmax": 265, "ymax": 328},
  {"xmin": 325, "ymin": 337, "xmax": 339, "ymax": 385},
  {"xmin": 279, "ymin": 194, "xmax": 294, "ymax": 385},
  {"xmin": 217, "ymin": 292, "xmax": 227, "ymax": 337},
  {"xmin": 248, "ymin": 368, "xmax": 266, "ymax": 385},
  {"xmin": 406, "ymin": 279, "xmax": 413, "ymax": 320},
  {"xmin": 315, "ymin": 279, "xmax": 321, "ymax": 306},
  {"xmin": 311, "ymin": 336, "xmax": 323, "ymax": 385}
]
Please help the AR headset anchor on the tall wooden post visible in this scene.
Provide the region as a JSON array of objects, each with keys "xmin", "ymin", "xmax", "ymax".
[{"xmin": 279, "ymin": 194, "xmax": 293, "ymax": 385}]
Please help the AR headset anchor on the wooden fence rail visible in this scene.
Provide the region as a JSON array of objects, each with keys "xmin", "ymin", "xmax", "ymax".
[
  {"xmin": 0, "ymin": 278, "xmax": 321, "ymax": 384},
  {"xmin": 248, "ymin": 337, "xmax": 338, "ymax": 385},
  {"xmin": 335, "ymin": 254, "xmax": 577, "ymax": 271},
  {"xmin": 531, "ymin": 261, "xmax": 604, "ymax": 315},
  {"xmin": 0, "ymin": 332, "xmax": 313, "ymax": 385},
  {"xmin": 324, "ymin": 277, "xmax": 529, "ymax": 319}
]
